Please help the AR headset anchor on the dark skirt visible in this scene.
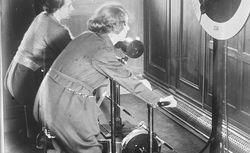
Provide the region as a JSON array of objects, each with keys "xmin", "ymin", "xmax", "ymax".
[
  {"xmin": 5, "ymin": 61, "xmax": 44, "ymax": 105},
  {"xmin": 5, "ymin": 61, "xmax": 44, "ymax": 137}
]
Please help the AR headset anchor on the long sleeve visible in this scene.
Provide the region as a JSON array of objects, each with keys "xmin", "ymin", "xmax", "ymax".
[{"xmin": 92, "ymin": 47, "xmax": 160, "ymax": 106}]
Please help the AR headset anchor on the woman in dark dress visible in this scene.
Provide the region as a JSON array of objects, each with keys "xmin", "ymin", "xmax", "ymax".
[
  {"xmin": 33, "ymin": 3, "xmax": 176, "ymax": 153},
  {"xmin": 5, "ymin": 0, "xmax": 72, "ymax": 138}
]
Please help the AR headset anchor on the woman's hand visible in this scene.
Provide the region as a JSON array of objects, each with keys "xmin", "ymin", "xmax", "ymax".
[
  {"xmin": 159, "ymin": 95, "xmax": 177, "ymax": 108},
  {"xmin": 139, "ymin": 79, "xmax": 152, "ymax": 91}
]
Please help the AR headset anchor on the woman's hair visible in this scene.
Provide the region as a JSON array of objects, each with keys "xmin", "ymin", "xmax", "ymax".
[
  {"xmin": 42, "ymin": 0, "xmax": 65, "ymax": 13},
  {"xmin": 87, "ymin": 3, "xmax": 128, "ymax": 34}
]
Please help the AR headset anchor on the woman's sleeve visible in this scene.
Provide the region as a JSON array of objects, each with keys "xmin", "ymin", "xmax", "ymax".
[
  {"xmin": 92, "ymin": 48, "xmax": 160, "ymax": 106},
  {"xmin": 52, "ymin": 28, "xmax": 72, "ymax": 52}
]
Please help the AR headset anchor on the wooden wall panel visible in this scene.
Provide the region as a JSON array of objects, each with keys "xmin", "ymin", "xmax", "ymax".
[
  {"xmin": 223, "ymin": 18, "xmax": 250, "ymax": 130},
  {"xmin": 226, "ymin": 55, "xmax": 239, "ymax": 107},
  {"xmin": 169, "ymin": 0, "xmax": 181, "ymax": 86},
  {"xmin": 177, "ymin": 0, "xmax": 206, "ymax": 105},
  {"xmin": 242, "ymin": 63, "xmax": 250, "ymax": 114},
  {"xmin": 144, "ymin": 0, "xmax": 250, "ymax": 138},
  {"xmin": 226, "ymin": 37, "xmax": 241, "ymax": 108},
  {"xmin": 144, "ymin": 0, "xmax": 169, "ymax": 84},
  {"xmin": 242, "ymin": 21, "xmax": 250, "ymax": 115},
  {"xmin": 149, "ymin": 0, "xmax": 167, "ymax": 68},
  {"xmin": 245, "ymin": 22, "xmax": 250, "ymax": 54}
]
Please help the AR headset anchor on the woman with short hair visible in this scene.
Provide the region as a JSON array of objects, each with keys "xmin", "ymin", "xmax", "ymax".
[
  {"xmin": 34, "ymin": 3, "xmax": 175, "ymax": 153},
  {"xmin": 5, "ymin": 0, "xmax": 72, "ymax": 139}
]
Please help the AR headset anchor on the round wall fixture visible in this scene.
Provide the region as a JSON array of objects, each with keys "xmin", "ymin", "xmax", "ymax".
[{"xmin": 192, "ymin": 0, "xmax": 250, "ymax": 40}]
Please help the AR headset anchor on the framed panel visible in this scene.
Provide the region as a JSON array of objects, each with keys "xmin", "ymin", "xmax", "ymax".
[
  {"xmin": 144, "ymin": 0, "xmax": 169, "ymax": 84},
  {"xmin": 176, "ymin": 0, "xmax": 206, "ymax": 105}
]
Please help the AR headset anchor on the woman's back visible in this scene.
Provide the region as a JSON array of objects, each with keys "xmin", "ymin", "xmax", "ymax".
[
  {"xmin": 51, "ymin": 31, "xmax": 109, "ymax": 87},
  {"xmin": 18, "ymin": 12, "xmax": 71, "ymax": 71}
]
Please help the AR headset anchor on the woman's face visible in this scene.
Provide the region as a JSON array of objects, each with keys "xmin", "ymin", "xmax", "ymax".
[
  {"xmin": 116, "ymin": 16, "xmax": 130, "ymax": 41},
  {"xmin": 107, "ymin": 12, "xmax": 130, "ymax": 44},
  {"xmin": 118, "ymin": 23, "xmax": 130, "ymax": 41}
]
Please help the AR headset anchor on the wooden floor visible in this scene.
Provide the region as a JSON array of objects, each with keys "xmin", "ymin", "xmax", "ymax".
[{"xmin": 4, "ymin": 94, "xmax": 206, "ymax": 153}]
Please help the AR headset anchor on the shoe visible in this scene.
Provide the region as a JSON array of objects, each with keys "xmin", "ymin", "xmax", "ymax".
[{"xmin": 36, "ymin": 129, "xmax": 54, "ymax": 150}]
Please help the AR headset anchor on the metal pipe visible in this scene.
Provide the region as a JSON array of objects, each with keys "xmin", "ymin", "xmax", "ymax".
[
  {"xmin": 110, "ymin": 79, "xmax": 116, "ymax": 153},
  {"xmin": 148, "ymin": 104, "xmax": 154, "ymax": 153},
  {"xmin": 210, "ymin": 39, "xmax": 224, "ymax": 153}
]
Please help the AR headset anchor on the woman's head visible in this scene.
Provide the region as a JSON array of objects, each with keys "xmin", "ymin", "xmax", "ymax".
[
  {"xmin": 87, "ymin": 3, "xmax": 129, "ymax": 37},
  {"xmin": 42, "ymin": 0, "xmax": 73, "ymax": 18},
  {"xmin": 42, "ymin": 0, "xmax": 65, "ymax": 13},
  {"xmin": 43, "ymin": 0, "xmax": 73, "ymax": 21}
]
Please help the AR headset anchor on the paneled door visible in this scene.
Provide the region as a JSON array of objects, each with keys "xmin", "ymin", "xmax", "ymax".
[
  {"xmin": 144, "ymin": 0, "xmax": 250, "ymax": 133},
  {"xmin": 144, "ymin": 0, "xmax": 209, "ymax": 107},
  {"xmin": 176, "ymin": 1, "xmax": 207, "ymax": 106},
  {"xmin": 144, "ymin": 0, "xmax": 170, "ymax": 86},
  {"xmin": 224, "ymin": 20, "xmax": 250, "ymax": 131}
]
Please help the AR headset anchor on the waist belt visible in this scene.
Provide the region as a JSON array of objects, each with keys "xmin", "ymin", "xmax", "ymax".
[
  {"xmin": 48, "ymin": 69, "xmax": 95, "ymax": 96},
  {"xmin": 13, "ymin": 51, "xmax": 40, "ymax": 71}
]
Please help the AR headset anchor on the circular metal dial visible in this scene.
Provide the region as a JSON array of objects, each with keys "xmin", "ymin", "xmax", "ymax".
[{"xmin": 192, "ymin": 0, "xmax": 250, "ymax": 40}]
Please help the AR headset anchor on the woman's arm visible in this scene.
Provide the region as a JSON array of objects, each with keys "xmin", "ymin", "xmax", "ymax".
[{"xmin": 92, "ymin": 47, "xmax": 160, "ymax": 107}]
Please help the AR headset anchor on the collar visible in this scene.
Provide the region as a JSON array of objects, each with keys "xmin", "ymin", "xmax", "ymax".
[
  {"xmin": 97, "ymin": 33, "xmax": 114, "ymax": 49},
  {"xmin": 96, "ymin": 33, "xmax": 128, "ymax": 64}
]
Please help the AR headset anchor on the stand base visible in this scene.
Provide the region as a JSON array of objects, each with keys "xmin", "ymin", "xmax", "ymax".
[{"xmin": 99, "ymin": 138, "xmax": 122, "ymax": 153}]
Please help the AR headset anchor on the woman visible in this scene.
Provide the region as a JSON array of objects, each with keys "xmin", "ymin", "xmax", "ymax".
[
  {"xmin": 34, "ymin": 3, "xmax": 175, "ymax": 153},
  {"xmin": 5, "ymin": 0, "xmax": 73, "ymax": 138}
]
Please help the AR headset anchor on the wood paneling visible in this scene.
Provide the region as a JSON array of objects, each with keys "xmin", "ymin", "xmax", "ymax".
[
  {"xmin": 177, "ymin": 0, "xmax": 206, "ymax": 105},
  {"xmin": 225, "ymin": 19, "xmax": 250, "ymax": 130},
  {"xmin": 144, "ymin": 0, "xmax": 169, "ymax": 84},
  {"xmin": 144, "ymin": 0, "xmax": 250, "ymax": 133},
  {"xmin": 241, "ymin": 21, "xmax": 250, "ymax": 116}
]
